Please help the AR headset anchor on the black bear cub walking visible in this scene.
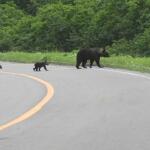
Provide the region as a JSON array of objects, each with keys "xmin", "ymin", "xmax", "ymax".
[
  {"xmin": 33, "ymin": 60, "xmax": 48, "ymax": 71},
  {"xmin": 76, "ymin": 47, "xmax": 109, "ymax": 69}
]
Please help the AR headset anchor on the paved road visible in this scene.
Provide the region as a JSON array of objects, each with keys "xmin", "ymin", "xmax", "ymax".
[{"xmin": 0, "ymin": 62, "xmax": 150, "ymax": 150}]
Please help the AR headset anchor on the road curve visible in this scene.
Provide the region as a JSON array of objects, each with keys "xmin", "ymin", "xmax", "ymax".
[
  {"xmin": 0, "ymin": 62, "xmax": 150, "ymax": 150},
  {"xmin": 0, "ymin": 71, "xmax": 54, "ymax": 131}
]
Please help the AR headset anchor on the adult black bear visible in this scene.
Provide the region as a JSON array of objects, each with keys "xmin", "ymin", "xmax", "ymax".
[
  {"xmin": 76, "ymin": 47, "xmax": 109, "ymax": 69},
  {"xmin": 33, "ymin": 60, "xmax": 48, "ymax": 71}
]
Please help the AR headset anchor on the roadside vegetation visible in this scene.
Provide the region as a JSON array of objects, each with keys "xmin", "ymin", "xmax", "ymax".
[
  {"xmin": 0, "ymin": 52, "xmax": 150, "ymax": 73},
  {"xmin": 0, "ymin": 0, "xmax": 150, "ymax": 72}
]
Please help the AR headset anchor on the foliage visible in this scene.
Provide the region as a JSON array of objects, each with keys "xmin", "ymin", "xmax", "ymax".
[{"xmin": 0, "ymin": 0, "xmax": 150, "ymax": 56}]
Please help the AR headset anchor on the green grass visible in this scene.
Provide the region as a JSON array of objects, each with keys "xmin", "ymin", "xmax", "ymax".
[
  {"xmin": 102, "ymin": 55, "xmax": 150, "ymax": 73},
  {"xmin": 0, "ymin": 51, "xmax": 150, "ymax": 73},
  {"xmin": 0, "ymin": 51, "xmax": 76, "ymax": 64}
]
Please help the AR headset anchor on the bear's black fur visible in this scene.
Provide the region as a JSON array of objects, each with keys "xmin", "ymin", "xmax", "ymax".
[
  {"xmin": 33, "ymin": 60, "xmax": 48, "ymax": 71},
  {"xmin": 76, "ymin": 47, "xmax": 109, "ymax": 69},
  {"xmin": 0, "ymin": 65, "xmax": 2, "ymax": 69}
]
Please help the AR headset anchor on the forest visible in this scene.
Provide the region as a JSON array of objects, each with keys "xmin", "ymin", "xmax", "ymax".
[{"xmin": 0, "ymin": 0, "xmax": 150, "ymax": 56}]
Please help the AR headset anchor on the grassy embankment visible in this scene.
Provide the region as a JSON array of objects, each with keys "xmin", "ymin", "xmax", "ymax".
[{"xmin": 0, "ymin": 51, "xmax": 150, "ymax": 73}]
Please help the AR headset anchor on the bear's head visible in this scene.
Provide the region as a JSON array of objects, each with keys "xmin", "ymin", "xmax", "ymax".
[{"xmin": 99, "ymin": 48, "xmax": 109, "ymax": 57}]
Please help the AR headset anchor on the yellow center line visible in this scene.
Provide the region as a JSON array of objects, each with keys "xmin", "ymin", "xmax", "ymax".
[{"xmin": 0, "ymin": 71, "xmax": 54, "ymax": 131}]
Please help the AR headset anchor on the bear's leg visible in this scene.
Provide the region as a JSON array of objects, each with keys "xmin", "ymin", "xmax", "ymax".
[
  {"xmin": 76, "ymin": 59, "xmax": 82, "ymax": 69},
  {"xmin": 95, "ymin": 58, "xmax": 102, "ymax": 68},
  {"xmin": 44, "ymin": 65, "xmax": 48, "ymax": 71},
  {"xmin": 82, "ymin": 59, "xmax": 87, "ymax": 68},
  {"xmin": 90, "ymin": 59, "xmax": 94, "ymax": 68},
  {"xmin": 35, "ymin": 66, "xmax": 38, "ymax": 71}
]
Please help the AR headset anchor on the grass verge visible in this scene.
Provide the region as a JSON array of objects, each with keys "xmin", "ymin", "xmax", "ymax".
[{"xmin": 0, "ymin": 51, "xmax": 150, "ymax": 73}]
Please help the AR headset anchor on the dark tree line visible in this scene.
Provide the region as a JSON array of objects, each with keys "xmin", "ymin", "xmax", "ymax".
[{"xmin": 0, "ymin": 0, "xmax": 150, "ymax": 56}]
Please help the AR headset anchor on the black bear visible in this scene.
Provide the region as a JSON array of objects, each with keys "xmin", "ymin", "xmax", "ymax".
[
  {"xmin": 76, "ymin": 47, "xmax": 109, "ymax": 69},
  {"xmin": 33, "ymin": 60, "xmax": 48, "ymax": 71},
  {"xmin": 0, "ymin": 65, "xmax": 2, "ymax": 69}
]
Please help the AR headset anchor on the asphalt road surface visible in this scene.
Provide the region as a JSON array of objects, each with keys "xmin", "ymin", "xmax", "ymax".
[{"xmin": 0, "ymin": 62, "xmax": 150, "ymax": 150}]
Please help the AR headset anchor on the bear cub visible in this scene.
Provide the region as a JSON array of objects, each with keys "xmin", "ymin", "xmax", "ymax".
[{"xmin": 33, "ymin": 60, "xmax": 48, "ymax": 71}]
